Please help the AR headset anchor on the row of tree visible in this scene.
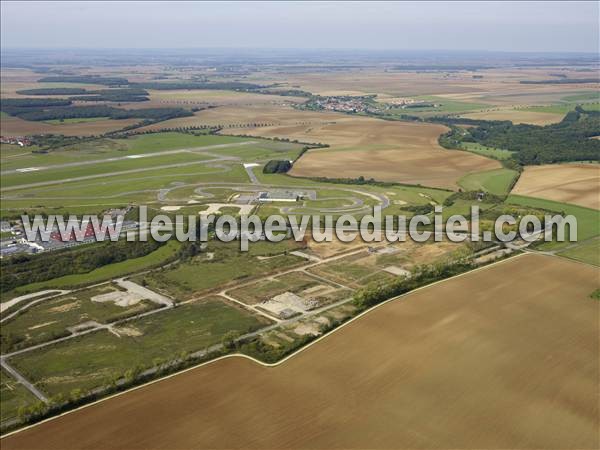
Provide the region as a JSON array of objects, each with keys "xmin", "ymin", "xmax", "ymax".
[{"xmin": 353, "ymin": 259, "xmax": 474, "ymax": 310}]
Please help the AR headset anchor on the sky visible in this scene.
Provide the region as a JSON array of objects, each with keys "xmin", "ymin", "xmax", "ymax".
[{"xmin": 1, "ymin": 1, "xmax": 598, "ymax": 53}]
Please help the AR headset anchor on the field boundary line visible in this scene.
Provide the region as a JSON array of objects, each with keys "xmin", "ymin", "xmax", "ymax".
[
  {"xmin": 528, "ymin": 248, "xmax": 600, "ymax": 270},
  {"xmin": 0, "ymin": 252, "xmax": 529, "ymax": 439}
]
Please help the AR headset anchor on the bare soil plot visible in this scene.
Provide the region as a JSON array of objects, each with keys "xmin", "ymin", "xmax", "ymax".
[
  {"xmin": 4, "ymin": 254, "xmax": 598, "ymax": 449},
  {"xmin": 512, "ymin": 164, "xmax": 600, "ymax": 210}
]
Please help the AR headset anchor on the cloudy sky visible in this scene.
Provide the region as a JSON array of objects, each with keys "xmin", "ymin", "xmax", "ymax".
[{"xmin": 1, "ymin": 1, "xmax": 598, "ymax": 53}]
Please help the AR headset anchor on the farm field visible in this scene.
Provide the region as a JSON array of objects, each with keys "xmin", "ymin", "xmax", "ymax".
[
  {"xmin": 244, "ymin": 112, "xmax": 499, "ymax": 189},
  {"xmin": 247, "ymin": 67, "xmax": 597, "ymax": 99},
  {"xmin": 139, "ymin": 104, "xmax": 499, "ymax": 189},
  {"xmin": 379, "ymin": 95, "xmax": 491, "ymax": 117},
  {"xmin": 460, "ymin": 108, "xmax": 565, "ymax": 125},
  {"xmin": 1, "ymin": 41, "xmax": 599, "ymax": 444},
  {"xmin": 506, "ymin": 195, "xmax": 600, "ymax": 252},
  {"xmin": 141, "ymin": 89, "xmax": 305, "ymax": 108},
  {"xmin": 511, "ymin": 164, "xmax": 600, "ymax": 210},
  {"xmin": 0, "ymin": 115, "xmax": 140, "ymax": 137},
  {"xmin": 3, "ymin": 254, "xmax": 598, "ymax": 449},
  {"xmin": 558, "ymin": 237, "xmax": 600, "ymax": 267}
]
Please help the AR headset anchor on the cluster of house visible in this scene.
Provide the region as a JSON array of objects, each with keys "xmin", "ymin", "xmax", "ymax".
[
  {"xmin": 0, "ymin": 136, "xmax": 32, "ymax": 147},
  {"xmin": 302, "ymin": 95, "xmax": 441, "ymax": 115},
  {"xmin": 305, "ymin": 96, "xmax": 382, "ymax": 114}
]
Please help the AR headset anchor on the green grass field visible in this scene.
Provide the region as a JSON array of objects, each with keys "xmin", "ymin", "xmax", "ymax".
[
  {"xmin": 1, "ymin": 152, "xmax": 214, "ymax": 188},
  {"xmin": 134, "ymin": 240, "xmax": 306, "ymax": 300},
  {"xmin": 8, "ymin": 241, "xmax": 180, "ymax": 296},
  {"xmin": 1, "ymin": 285, "xmax": 158, "ymax": 353},
  {"xmin": 459, "ymin": 142, "xmax": 515, "ymax": 161},
  {"xmin": 0, "ymin": 133, "xmax": 240, "ymax": 171},
  {"xmin": 44, "ymin": 117, "xmax": 110, "ymax": 125},
  {"xmin": 227, "ymin": 271, "xmax": 348, "ymax": 305},
  {"xmin": 0, "ymin": 163, "xmax": 250, "ymax": 215},
  {"xmin": 558, "ymin": 237, "xmax": 600, "ymax": 267},
  {"xmin": 458, "ymin": 168, "xmax": 519, "ymax": 195},
  {"xmin": 0, "ymin": 368, "xmax": 39, "ymax": 424},
  {"xmin": 517, "ymin": 100, "xmax": 599, "ymax": 115},
  {"xmin": 9, "ymin": 297, "xmax": 269, "ymax": 398},
  {"xmin": 0, "ymin": 131, "xmax": 308, "ymax": 216},
  {"xmin": 560, "ymin": 92, "xmax": 599, "ymax": 103},
  {"xmin": 308, "ymin": 252, "xmax": 393, "ymax": 288},
  {"xmin": 381, "ymin": 95, "xmax": 490, "ymax": 117},
  {"xmin": 506, "ymin": 195, "xmax": 600, "ymax": 250}
]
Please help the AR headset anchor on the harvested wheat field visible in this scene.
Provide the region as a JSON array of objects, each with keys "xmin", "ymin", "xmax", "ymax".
[
  {"xmin": 158, "ymin": 104, "xmax": 499, "ymax": 189},
  {"xmin": 138, "ymin": 104, "xmax": 501, "ymax": 189},
  {"xmin": 512, "ymin": 164, "xmax": 600, "ymax": 209},
  {"xmin": 137, "ymin": 104, "xmax": 340, "ymax": 132},
  {"xmin": 4, "ymin": 254, "xmax": 598, "ymax": 450},
  {"xmin": 284, "ymin": 118, "xmax": 499, "ymax": 189}
]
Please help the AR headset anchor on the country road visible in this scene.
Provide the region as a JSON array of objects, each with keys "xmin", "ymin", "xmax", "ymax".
[{"xmin": 0, "ymin": 358, "xmax": 48, "ymax": 403}]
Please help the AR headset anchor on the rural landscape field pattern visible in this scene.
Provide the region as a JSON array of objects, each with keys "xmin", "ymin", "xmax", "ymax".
[{"xmin": 0, "ymin": 31, "xmax": 599, "ymax": 450}]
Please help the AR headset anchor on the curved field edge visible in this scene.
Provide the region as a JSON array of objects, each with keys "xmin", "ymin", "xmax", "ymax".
[
  {"xmin": 458, "ymin": 167, "xmax": 518, "ymax": 195},
  {"xmin": 2, "ymin": 253, "xmax": 527, "ymax": 439},
  {"xmin": 2, "ymin": 252, "xmax": 598, "ymax": 449},
  {"xmin": 506, "ymin": 194, "xmax": 600, "ymax": 247}
]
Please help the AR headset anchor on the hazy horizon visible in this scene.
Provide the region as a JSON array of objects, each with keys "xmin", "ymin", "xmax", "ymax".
[{"xmin": 1, "ymin": 1, "xmax": 598, "ymax": 53}]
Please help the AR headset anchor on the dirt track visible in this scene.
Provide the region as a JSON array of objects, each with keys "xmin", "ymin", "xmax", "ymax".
[{"xmin": 3, "ymin": 254, "xmax": 599, "ymax": 449}]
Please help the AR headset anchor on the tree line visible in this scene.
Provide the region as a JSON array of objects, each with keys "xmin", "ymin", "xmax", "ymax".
[
  {"xmin": 262, "ymin": 160, "xmax": 292, "ymax": 174},
  {"xmin": 437, "ymin": 109, "xmax": 600, "ymax": 165},
  {"xmin": 1, "ymin": 100, "xmax": 192, "ymax": 122},
  {"xmin": 0, "ymin": 239, "xmax": 166, "ymax": 293}
]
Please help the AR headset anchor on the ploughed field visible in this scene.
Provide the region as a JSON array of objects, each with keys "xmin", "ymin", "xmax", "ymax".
[{"xmin": 4, "ymin": 254, "xmax": 598, "ymax": 450}]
